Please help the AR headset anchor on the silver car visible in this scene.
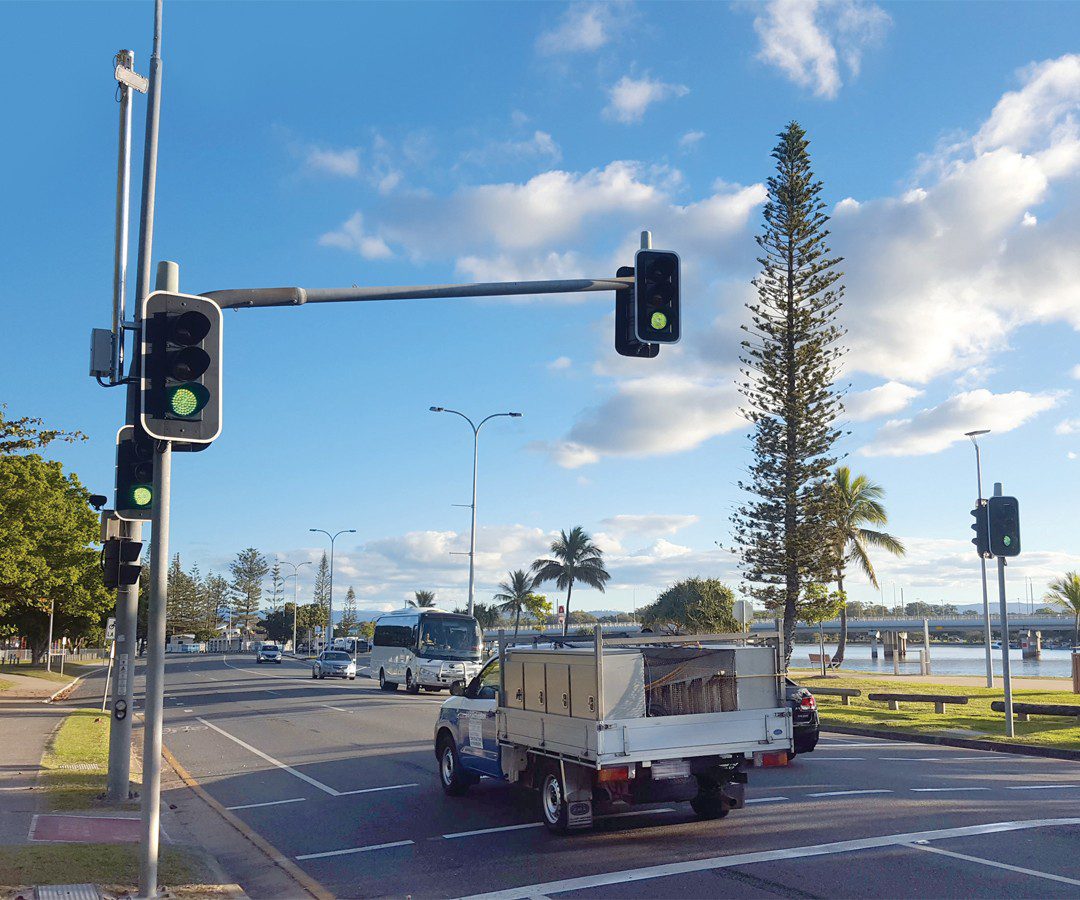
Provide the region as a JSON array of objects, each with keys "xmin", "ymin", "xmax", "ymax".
[
  {"xmin": 257, "ymin": 643, "xmax": 283, "ymax": 664},
  {"xmin": 312, "ymin": 650, "xmax": 356, "ymax": 680}
]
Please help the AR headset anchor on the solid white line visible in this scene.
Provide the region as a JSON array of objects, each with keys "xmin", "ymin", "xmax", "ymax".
[
  {"xmin": 815, "ymin": 742, "xmax": 916, "ymax": 749},
  {"xmin": 1006, "ymin": 784, "xmax": 1079, "ymax": 790},
  {"xmin": 296, "ymin": 839, "xmax": 414, "ymax": 860},
  {"xmin": 910, "ymin": 787, "xmax": 990, "ymax": 793},
  {"xmin": 442, "ymin": 808, "xmax": 677, "ymax": 839},
  {"xmin": 337, "ymin": 783, "xmax": 419, "ymax": 796},
  {"xmin": 196, "ymin": 716, "xmax": 339, "ymax": 796},
  {"xmin": 908, "ymin": 843, "xmax": 1080, "ymax": 887},
  {"xmin": 459, "ymin": 818, "xmax": 1080, "ymax": 900},
  {"xmin": 880, "ymin": 757, "xmax": 941, "ymax": 762},
  {"xmin": 320, "ymin": 704, "xmax": 352, "ymax": 713},
  {"xmin": 746, "ymin": 797, "xmax": 789, "ymax": 804},
  {"xmin": 813, "ymin": 757, "xmax": 864, "ymax": 761},
  {"xmin": 227, "ymin": 797, "xmax": 308, "ymax": 810},
  {"xmin": 808, "ymin": 789, "xmax": 893, "ymax": 798}
]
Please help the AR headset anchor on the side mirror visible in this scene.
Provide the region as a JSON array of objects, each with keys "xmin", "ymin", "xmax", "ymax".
[{"xmin": 450, "ymin": 681, "xmax": 465, "ymax": 697}]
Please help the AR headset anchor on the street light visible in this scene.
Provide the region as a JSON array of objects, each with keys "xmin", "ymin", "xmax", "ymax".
[
  {"xmin": 309, "ymin": 529, "xmax": 356, "ymax": 649},
  {"xmin": 965, "ymin": 428, "xmax": 994, "ymax": 688},
  {"xmin": 278, "ymin": 560, "xmax": 312, "ymax": 653},
  {"xmin": 429, "ymin": 406, "xmax": 523, "ymax": 617}
]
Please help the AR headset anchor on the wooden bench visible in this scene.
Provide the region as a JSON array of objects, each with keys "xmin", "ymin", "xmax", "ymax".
[
  {"xmin": 991, "ymin": 701, "xmax": 1080, "ymax": 722},
  {"xmin": 868, "ymin": 693, "xmax": 969, "ymax": 714},
  {"xmin": 808, "ymin": 687, "xmax": 861, "ymax": 706}
]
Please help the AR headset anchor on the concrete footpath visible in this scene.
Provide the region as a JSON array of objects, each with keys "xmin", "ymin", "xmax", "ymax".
[{"xmin": 790, "ymin": 667, "xmax": 1076, "ymax": 692}]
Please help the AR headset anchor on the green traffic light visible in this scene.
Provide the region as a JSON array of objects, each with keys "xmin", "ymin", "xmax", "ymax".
[
  {"xmin": 1003, "ymin": 535, "xmax": 1012, "ymax": 547},
  {"xmin": 167, "ymin": 383, "xmax": 209, "ymax": 418},
  {"xmin": 132, "ymin": 486, "xmax": 153, "ymax": 508},
  {"xmin": 651, "ymin": 311, "xmax": 668, "ymax": 330}
]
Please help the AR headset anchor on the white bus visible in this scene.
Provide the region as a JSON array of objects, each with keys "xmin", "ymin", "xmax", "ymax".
[{"xmin": 371, "ymin": 608, "xmax": 483, "ymax": 694}]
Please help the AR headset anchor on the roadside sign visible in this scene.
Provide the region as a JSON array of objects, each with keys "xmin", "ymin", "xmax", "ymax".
[{"xmin": 105, "ymin": 617, "xmax": 117, "ymax": 641}]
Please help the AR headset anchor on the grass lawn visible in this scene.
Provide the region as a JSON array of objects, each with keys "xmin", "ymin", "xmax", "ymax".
[
  {"xmin": 40, "ymin": 708, "xmax": 139, "ymax": 809},
  {"xmin": 0, "ymin": 678, "xmax": 12, "ymax": 692},
  {"xmin": 793, "ymin": 671, "xmax": 1080, "ymax": 750},
  {"xmin": 0, "ymin": 662, "xmax": 104, "ymax": 685},
  {"xmin": 0, "ymin": 844, "xmax": 202, "ymax": 888}
]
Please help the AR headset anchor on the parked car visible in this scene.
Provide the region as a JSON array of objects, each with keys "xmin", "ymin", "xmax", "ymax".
[
  {"xmin": 257, "ymin": 643, "xmax": 283, "ymax": 664},
  {"xmin": 785, "ymin": 677, "xmax": 818, "ymax": 754},
  {"xmin": 312, "ymin": 650, "xmax": 357, "ymax": 680}
]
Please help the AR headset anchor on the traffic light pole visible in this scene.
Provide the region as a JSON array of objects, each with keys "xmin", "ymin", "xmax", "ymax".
[
  {"xmin": 994, "ymin": 481, "xmax": 1015, "ymax": 738},
  {"xmin": 968, "ymin": 435, "xmax": 994, "ymax": 688},
  {"xmin": 106, "ymin": 516, "xmax": 141, "ymax": 803}
]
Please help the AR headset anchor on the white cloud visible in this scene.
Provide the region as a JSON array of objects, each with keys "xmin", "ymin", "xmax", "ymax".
[
  {"xmin": 547, "ymin": 356, "xmax": 572, "ymax": 371},
  {"xmin": 306, "ymin": 147, "xmax": 360, "ymax": 178},
  {"xmin": 1069, "ymin": 451, "xmax": 1078, "ymax": 460},
  {"xmin": 679, "ymin": 130, "xmax": 705, "ymax": 150},
  {"xmin": 536, "ymin": 3, "xmax": 620, "ymax": 55},
  {"xmin": 600, "ymin": 514, "xmax": 700, "ymax": 538},
  {"xmin": 1071, "ymin": 364, "xmax": 1080, "ymax": 379},
  {"xmin": 1056, "ymin": 417, "xmax": 1080, "ymax": 435},
  {"xmin": 317, "ymin": 212, "xmax": 393, "ymax": 260},
  {"xmin": 845, "ymin": 381, "xmax": 923, "ymax": 422},
  {"xmin": 753, "ymin": 0, "xmax": 890, "ymax": 99},
  {"xmin": 861, "ymin": 389, "xmax": 1061, "ymax": 457},
  {"xmin": 460, "ymin": 130, "xmax": 562, "ymax": 167},
  {"xmin": 603, "ymin": 76, "xmax": 689, "ymax": 124}
]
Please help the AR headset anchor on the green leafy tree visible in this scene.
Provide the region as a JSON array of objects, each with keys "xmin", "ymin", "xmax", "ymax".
[
  {"xmin": 312, "ymin": 552, "xmax": 331, "ymax": 627},
  {"xmin": 567, "ymin": 610, "xmax": 598, "ymax": 625},
  {"xmin": 0, "ymin": 454, "xmax": 111, "ymax": 660},
  {"xmin": 267, "ymin": 562, "xmax": 285, "ymax": 613},
  {"xmin": 800, "ymin": 583, "xmax": 846, "ymax": 626},
  {"xmin": 340, "ymin": 586, "xmax": 358, "ymax": 636},
  {"xmin": 203, "ymin": 572, "xmax": 230, "ymax": 639},
  {"xmin": 166, "ymin": 553, "xmax": 200, "ymax": 636},
  {"xmin": 471, "ymin": 602, "xmax": 501, "ymax": 631},
  {"xmin": 0, "ymin": 404, "xmax": 85, "ymax": 455},
  {"xmin": 357, "ymin": 620, "xmax": 376, "ymax": 641},
  {"xmin": 258, "ymin": 608, "xmax": 292, "ymax": 643},
  {"xmin": 827, "ymin": 466, "xmax": 905, "ymax": 665},
  {"xmin": 732, "ymin": 122, "xmax": 846, "ymax": 664},
  {"xmin": 493, "ymin": 569, "xmax": 537, "ymax": 638},
  {"xmin": 531, "ymin": 526, "xmax": 611, "ymax": 635},
  {"xmin": 295, "ymin": 602, "xmax": 323, "ymax": 643},
  {"xmin": 523, "ymin": 593, "xmax": 552, "ymax": 628},
  {"xmin": 1045, "ymin": 572, "xmax": 1080, "ymax": 647},
  {"xmin": 639, "ymin": 578, "xmax": 739, "ymax": 635},
  {"xmin": 413, "ymin": 590, "xmax": 437, "ymax": 608},
  {"xmin": 229, "ymin": 548, "xmax": 269, "ymax": 636}
]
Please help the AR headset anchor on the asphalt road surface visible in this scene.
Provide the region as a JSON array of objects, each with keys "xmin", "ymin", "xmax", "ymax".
[{"xmin": 152, "ymin": 653, "xmax": 1080, "ymax": 899}]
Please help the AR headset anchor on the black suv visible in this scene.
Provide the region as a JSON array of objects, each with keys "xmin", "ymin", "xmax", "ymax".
[{"xmin": 785, "ymin": 678, "xmax": 819, "ymax": 755}]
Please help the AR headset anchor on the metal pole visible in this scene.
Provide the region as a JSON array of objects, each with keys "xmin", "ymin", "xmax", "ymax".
[
  {"xmin": 292, "ymin": 574, "xmax": 299, "ymax": 652},
  {"xmin": 923, "ymin": 618, "xmax": 931, "ymax": 675},
  {"xmin": 46, "ymin": 598, "xmax": 54, "ymax": 672},
  {"xmin": 139, "ymin": 260, "xmax": 176, "ymax": 900},
  {"xmin": 327, "ymin": 536, "xmax": 335, "ymax": 648},
  {"xmin": 973, "ymin": 439, "xmax": 994, "ymax": 687},
  {"xmin": 994, "ymin": 482, "xmax": 1015, "ymax": 738},
  {"xmin": 467, "ymin": 427, "xmax": 478, "ymax": 618},
  {"xmin": 641, "ymin": 230, "xmax": 652, "ymax": 250},
  {"xmin": 818, "ymin": 621, "xmax": 826, "ymax": 677},
  {"xmin": 112, "ymin": 50, "xmax": 135, "ymax": 379},
  {"xmin": 107, "ymin": 519, "xmax": 141, "ymax": 802}
]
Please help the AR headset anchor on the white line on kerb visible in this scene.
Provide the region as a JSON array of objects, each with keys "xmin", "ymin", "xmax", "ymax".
[
  {"xmin": 1006, "ymin": 784, "xmax": 1079, "ymax": 790},
  {"xmin": 813, "ymin": 757, "xmax": 864, "ymax": 761},
  {"xmin": 227, "ymin": 797, "xmax": 308, "ymax": 810},
  {"xmin": 338, "ymin": 784, "xmax": 419, "ymax": 796},
  {"xmin": 320, "ymin": 704, "xmax": 352, "ymax": 713},
  {"xmin": 910, "ymin": 787, "xmax": 990, "ymax": 793},
  {"xmin": 458, "ymin": 818, "xmax": 1080, "ymax": 900},
  {"xmin": 908, "ymin": 843, "xmax": 1080, "ymax": 887},
  {"xmin": 746, "ymin": 797, "xmax": 789, "ymax": 804},
  {"xmin": 296, "ymin": 839, "xmax": 414, "ymax": 860},
  {"xmin": 807, "ymin": 789, "xmax": 893, "ymax": 798}
]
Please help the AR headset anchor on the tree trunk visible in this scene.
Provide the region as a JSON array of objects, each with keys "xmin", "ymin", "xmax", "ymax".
[
  {"xmin": 1074, "ymin": 612, "xmax": 1079, "ymax": 649},
  {"xmin": 513, "ymin": 607, "xmax": 520, "ymax": 640},
  {"xmin": 563, "ymin": 579, "xmax": 574, "ymax": 636},
  {"xmin": 833, "ymin": 571, "xmax": 847, "ymax": 666}
]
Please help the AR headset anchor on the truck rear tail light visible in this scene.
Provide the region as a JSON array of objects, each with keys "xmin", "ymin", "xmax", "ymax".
[
  {"xmin": 800, "ymin": 695, "xmax": 816, "ymax": 709},
  {"xmin": 597, "ymin": 766, "xmax": 630, "ymax": 783}
]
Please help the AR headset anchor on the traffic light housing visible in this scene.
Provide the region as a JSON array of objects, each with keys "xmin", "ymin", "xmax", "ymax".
[
  {"xmin": 634, "ymin": 249, "xmax": 680, "ymax": 344},
  {"xmin": 141, "ymin": 291, "xmax": 223, "ymax": 443},
  {"xmin": 615, "ymin": 265, "xmax": 659, "ymax": 358},
  {"xmin": 970, "ymin": 499, "xmax": 990, "ymax": 558},
  {"xmin": 103, "ymin": 537, "xmax": 143, "ymax": 589},
  {"xmin": 115, "ymin": 425, "xmax": 154, "ymax": 521},
  {"xmin": 987, "ymin": 495, "xmax": 1021, "ymax": 557}
]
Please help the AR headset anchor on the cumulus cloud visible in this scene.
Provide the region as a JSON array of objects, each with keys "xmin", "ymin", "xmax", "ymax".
[
  {"xmin": 306, "ymin": 147, "xmax": 360, "ymax": 178},
  {"xmin": 844, "ymin": 381, "xmax": 923, "ymax": 421},
  {"xmin": 679, "ymin": 130, "xmax": 706, "ymax": 150},
  {"xmin": 603, "ymin": 76, "xmax": 689, "ymax": 124},
  {"xmin": 600, "ymin": 514, "xmax": 700, "ymax": 537},
  {"xmin": 753, "ymin": 0, "xmax": 890, "ymax": 99},
  {"xmin": 318, "ymin": 212, "xmax": 392, "ymax": 260},
  {"xmin": 536, "ymin": 3, "xmax": 621, "ymax": 55},
  {"xmin": 547, "ymin": 356, "xmax": 572, "ymax": 371},
  {"xmin": 460, "ymin": 130, "xmax": 562, "ymax": 168},
  {"xmin": 1056, "ymin": 417, "xmax": 1080, "ymax": 435},
  {"xmin": 861, "ymin": 389, "xmax": 1061, "ymax": 457},
  {"xmin": 1071, "ymin": 364, "xmax": 1080, "ymax": 379}
]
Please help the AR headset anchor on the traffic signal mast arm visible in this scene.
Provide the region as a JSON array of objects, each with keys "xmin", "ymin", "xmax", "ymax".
[{"xmin": 201, "ymin": 276, "xmax": 633, "ymax": 309}]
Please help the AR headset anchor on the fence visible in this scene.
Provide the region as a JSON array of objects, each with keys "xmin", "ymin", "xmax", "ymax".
[{"xmin": 1, "ymin": 647, "xmax": 110, "ymax": 666}]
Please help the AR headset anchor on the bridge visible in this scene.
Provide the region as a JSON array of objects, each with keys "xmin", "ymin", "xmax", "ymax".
[{"xmin": 747, "ymin": 615, "xmax": 1076, "ymax": 636}]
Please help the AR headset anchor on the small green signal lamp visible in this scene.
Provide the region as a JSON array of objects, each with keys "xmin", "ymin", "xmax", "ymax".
[
  {"xmin": 651, "ymin": 311, "xmax": 668, "ymax": 330},
  {"xmin": 132, "ymin": 486, "xmax": 153, "ymax": 507},
  {"xmin": 167, "ymin": 383, "xmax": 210, "ymax": 418}
]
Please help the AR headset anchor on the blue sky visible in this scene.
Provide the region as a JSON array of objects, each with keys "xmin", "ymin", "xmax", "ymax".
[{"xmin": 3, "ymin": 1, "xmax": 1079, "ymax": 615}]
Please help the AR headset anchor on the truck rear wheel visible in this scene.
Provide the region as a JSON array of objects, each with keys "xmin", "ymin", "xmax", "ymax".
[
  {"xmin": 690, "ymin": 788, "xmax": 731, "ymax": 820},
  {"xmin": 539, "ymin": 769, "xmax": 570, "ymax": 834},
  {"xmin": 437, "ymin": 735, "xmax": 474, "ymax": 796}
]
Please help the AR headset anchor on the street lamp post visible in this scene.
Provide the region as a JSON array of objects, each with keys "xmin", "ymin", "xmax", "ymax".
[
  {"xmin": 279, "ymin": 560, "xmax": 312, "ymax": 653},
  {"xmin": 309, "ymin": 529, "xmax": 355, "ymax": 649},
  {"xmin": 430, "ymin": 407, "xmax": 522, "ymax": 617},
  {"xmin": 965, "ymin": 429, "xmax": 994, "ymax": 688}
]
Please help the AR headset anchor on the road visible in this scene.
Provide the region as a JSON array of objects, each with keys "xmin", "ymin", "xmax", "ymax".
[{"xmin": 152, "ymin": 653, "xmax": 1080, "ymax": 898}]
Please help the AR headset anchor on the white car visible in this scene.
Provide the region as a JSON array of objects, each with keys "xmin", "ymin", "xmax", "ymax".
[
  {"xmin": 257, "ymin": 643, "xmax": 283, "ymax": 664},
  {"xmin": 312, "ymin": 650, "xmax": 357, "ymax": 680}
]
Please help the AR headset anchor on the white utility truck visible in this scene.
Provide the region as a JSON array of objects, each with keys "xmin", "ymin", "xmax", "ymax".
[{"xmin": 434, "ymin": 628, "xmax": 792, "ymax": 833}]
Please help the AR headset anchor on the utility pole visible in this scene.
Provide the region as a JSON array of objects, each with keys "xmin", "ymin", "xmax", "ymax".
[
  {"xmin": 994, "ymin": 482, "xmax": 1015, "ymax": 737},
  {"xmin": 965, "ymin": 429, "xmax": 995, "ymax": 687},
  {"xmin": 279, "ymin": 560, "xmax": 311, "ymax": 652}
]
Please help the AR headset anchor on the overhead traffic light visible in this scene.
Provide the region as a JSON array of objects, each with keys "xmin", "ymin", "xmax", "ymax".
[
  {"xmin": 103, "ymin": 537, "xmax": 143, "ymax": 589},
  {"xmin": 970, "ymin": 499, "xmax": 990, "ymax": 558},
  {"xmin": 634, "ymin": 250, "xmax": 680, "ymax": 344},
  {"xmin": 141, "ymin": 291, "xmax": 223, "ymax": 444},
  {"xmin": 987, "ymin": 495, "xmax": 1021, "ymax": 557},
  {"xmin": 115, "ymin": 425, "xmax": 154, "ymax": 521},
  {"xmin": 615, "ymin": 265, "xmax": 659, "ymax": 358}
]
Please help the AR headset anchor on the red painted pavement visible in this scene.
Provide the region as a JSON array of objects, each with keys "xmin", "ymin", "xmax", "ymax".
[{"xmin": 29, "ymin": 814, "xmax": 143, "ymax": 843}]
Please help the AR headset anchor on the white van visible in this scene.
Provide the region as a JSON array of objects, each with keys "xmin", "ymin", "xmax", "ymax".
[{"xmin": 371, "ymin": 608, "xmax": 482, "ymax": 694}]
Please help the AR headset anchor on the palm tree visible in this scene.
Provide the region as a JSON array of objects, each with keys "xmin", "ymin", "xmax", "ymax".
[
  {"xmin": 828, "ymin": 467, "xmax": 906, "ymax": 666},
  {"xmin": 413, "ymin": 590, "xmax": 436, "ymax": 608},
  {"xmin": 531, "ymin": 526, "xmax": 610, "ymax": 636},
  {"xmin": 493, "ymin": 569, "xmax": 536, "ymax": 639},
  {"xmin": 1045, "ymin": 572, "xmax": 1080, "ymax": 648}
]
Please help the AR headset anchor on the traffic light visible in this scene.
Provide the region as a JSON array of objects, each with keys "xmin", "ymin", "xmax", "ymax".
[
  {"xmin": 103, "ymin": 537, "xmax": 143, "ymax": 589},
  {"xmin": 115, "ymin": 425, "xmax": 154, "ymax": 521},
  {"xmin": 634, "ymin": 250, "xmax": 680, "ymax": 344},
  {"xmin": 970, "ymin": 499, "xmax": 990, "ymax": 558},
  {"xmin": 141, "ymin": 290, "xmax": 223, "ymax": 444},
  {"xmin": 987, "ymin": 495, "xmax": 1021, "ymax": 557},
  {"xmin": 615, "ymin": 265, "xmax": 659, "ymax": 358}
]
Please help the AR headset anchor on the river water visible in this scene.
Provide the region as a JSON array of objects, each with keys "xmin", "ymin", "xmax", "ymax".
[{"xmin": 791, "ymin": 642, "xmax": 1077, "ymax": 679}]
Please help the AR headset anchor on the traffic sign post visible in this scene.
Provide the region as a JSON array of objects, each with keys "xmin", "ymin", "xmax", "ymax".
[{"xmin": 993, "ymin": 482, "xmax": 1016, "ymax": 737}]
